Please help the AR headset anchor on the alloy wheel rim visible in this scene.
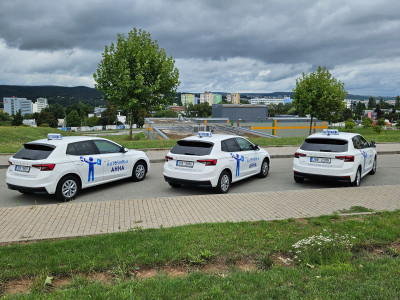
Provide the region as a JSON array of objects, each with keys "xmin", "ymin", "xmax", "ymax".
[
  {"xmin": 373, "ymin": 160, "xmax": 376, "ymax": 172},
  {"xmin": 62, "ymin": 180, "xmax": 77, "ymax": 198},
  {"xmin": 262, "ymin": 162, "xmax": 269, "ymax": 175},
  {"xmin": 356, "ymin": 171, "xmax": 360, "ymax": 186},
  {"xmin": 221, "ymin": 174, "xmax": 230, "ymax": 192},
  {"xmin": 136, "ymin": 165, "xmax": 145, "ymax": 179}
]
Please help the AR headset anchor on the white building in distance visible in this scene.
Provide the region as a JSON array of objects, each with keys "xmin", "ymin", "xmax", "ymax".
[
  {"xmin": 3, "ymin": 97, "xmax": 33, "ymax": 116},
  {"xmin": 227, "ymin": 93, "xmax": 240, "ymax": 104},
  {"xmin": 200, "ymin": 92, "xmax": 214, "ymax": 105},
  {"xmin": 32, "ymin": 98, "xmax": 49, "ymax": 113}
]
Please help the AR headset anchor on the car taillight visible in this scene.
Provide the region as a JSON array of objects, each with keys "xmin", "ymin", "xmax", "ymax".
[
  {"xmin": 335, "ymin": 155, "xmax": 355, "ymax": 162},
  {"xmin": 294, "ymin": 152, "xmax": 306, "ymax": 158},
  {"xmin": 197, "ymin": 159, "xmax": 217, "ymax": 166},
  {"xmin": 32, "ymin": 164, "xmax": 56, "ymax": 171},
  {"xmin": 165, "ymin": 155, "xmax": 173, "ymax": 162}
]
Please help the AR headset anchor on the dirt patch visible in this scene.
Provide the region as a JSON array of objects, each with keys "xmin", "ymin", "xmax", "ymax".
[
  {"xmin": 271, "ymin": 253, "xmax": 295, "ymax": 267},
  {"xmin": 236, "ymin": 258, "xmax": 257, "ymax": 271},
  {"xmin": 88, "ymin": 271, "xmax": 113, "ymax": 284},
  {"xmin": 52, "ymin": 276, "xmax": 72, "ymax": 288},
  {"xmin": 4, "ymin": 278, "xmax": 32, "ymax": 295},
  {"xmin": 160, "ymin": 266, "xmax": 187, "ymax": 278}
]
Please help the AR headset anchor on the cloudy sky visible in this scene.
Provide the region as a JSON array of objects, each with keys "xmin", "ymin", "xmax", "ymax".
[{"xmin": 1, "ymin": 0, "xmax": 399, "ymax": 96}]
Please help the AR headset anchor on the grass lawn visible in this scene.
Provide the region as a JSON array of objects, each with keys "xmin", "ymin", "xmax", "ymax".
[
  {"xmin": 1, "ymin": 210, "xmax": 400, "ymax": 298},
  {"xmin": 0, "ymin": 126, "xmax": 400, "ymax": 153}
]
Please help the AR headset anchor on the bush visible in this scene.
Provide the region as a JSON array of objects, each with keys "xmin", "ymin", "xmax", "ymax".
[
  {"xmin": 290, "ymin": 230, "xmax": 355, "ymax": 266},
  {"xmin": 373, "ymin": 125, "xmax": 382, "ymax": 134},
  {"xmin": 345, "ymin": 118, "xmax": 356, "ymax": 129}
]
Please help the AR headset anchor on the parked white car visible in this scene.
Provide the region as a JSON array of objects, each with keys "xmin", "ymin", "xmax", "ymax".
[
  {"xmin": 293, "ymin": 129, "xmax": 377, "ymax": 186},
  {"xmin": 163, "ymin": 132, "xmax": 271, "ymax": 193},
  {"xmin": 6, "ymin": 134, "xmax": 150, "ymax": 200}
]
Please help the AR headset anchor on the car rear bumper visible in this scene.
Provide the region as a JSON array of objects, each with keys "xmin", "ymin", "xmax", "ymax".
[
  {"xmin": 164, "ymin": 176, "xmax": 212, "ymax": 187},
  {"xmin": 7, "ymin": 183, "xmax": 49, "ymax": 194},
  {"xmin": 293, "ymin": 171, "xmax": 351, "ymax": 183}
]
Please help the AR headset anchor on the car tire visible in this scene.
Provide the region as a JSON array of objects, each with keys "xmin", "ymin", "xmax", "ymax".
[
  {"xmin": 215, "ymin": 170, "xmax": 231, "ymax": 194},
  {"xmin": 168, "ymin": 182, "xmax": 181, "ymax": 188},
  {"xmin": 294, "ymin": 175, "xmax": 304, "ymax": 183},
  {"xmin": 56, "ymin": 175, "xmax": 80, "ymax": 201},
  {"xmin": 132, "ymin": 161, "xmax": 147, "ymax": 182},
  {"xmin": 350, "ymin": 168, "xmax": 361, "ymax": 187},
  {"xmin": 258, "ymin": 159, "xmax": 269, "ymax": 178},
  {"xmin": 369, "ymin": 157, "xmax": 377, "ymax": 175}
]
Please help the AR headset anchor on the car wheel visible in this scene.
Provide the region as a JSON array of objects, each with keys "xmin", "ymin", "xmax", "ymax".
[
  {"xmin": 294, "ymin": 175, "xmax": 304, "ymax": 183},
  {"xmin": 215, "ymin": 170, "xmax": 231, "ymax": 194},
  {"xmin": 56, "ymin": 175, "xmax": 80, "ymax": 201},
  {"xmin": 258, "ymin": 159, "xmax": 269, "ymax": 178},
  {"xmin": 132, "ymin": 161, "xmax": 147, "ymax": 182},
  {"xmin": 369, "ymin": 157, "xmax": 377, "ymax": 175},
  {"xmin": 350, "ymin": 168, "xmax": 361, "ymax": 187},
  {"xmin": 168, "ymin": 182, "xmax": 181, "ymax": 188}
]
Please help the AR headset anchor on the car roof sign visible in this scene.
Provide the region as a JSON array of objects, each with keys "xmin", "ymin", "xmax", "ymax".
[
  {"xmin": 322, "ymin": 129, "xmax": 339, "ymax": 135},
  {"xmin": 198, "ymin": 131, "xmax": 212, "ymax": 138},
  {"xmin": 47, "ymin": 133, "xmax": 63, "ymax": 140}
]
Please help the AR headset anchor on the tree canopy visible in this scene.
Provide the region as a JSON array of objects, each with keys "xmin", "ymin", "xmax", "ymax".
[
  {"xmin": 93, "ymin": 28, "xmax": 180, "ymax": 139},
  {"xmin": 293, "ymin": 66, "xmax": 347, "ymax": 134}
]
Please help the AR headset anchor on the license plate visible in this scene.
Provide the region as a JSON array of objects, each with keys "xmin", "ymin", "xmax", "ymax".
[
  {"xmin": 15, "ymin": 165, "xmax": 30, "ymax": 172},
  {"xmin": 176, "ymin": 160, "xmax": 194, "ymax": 168},
  {"xmin": 310, "ymin": 157, "xmax": 331, "ymax": 164}
]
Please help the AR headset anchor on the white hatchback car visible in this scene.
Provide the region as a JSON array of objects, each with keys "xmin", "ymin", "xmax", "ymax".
[
  {"xmin": 163, "ymin": 132, "xmax": 271, "ymax": 193},
  {"xmin": 6, "ymin": 134, "xmax": 150, "ymax": 201},
  {"xmin": 293, "ymin": 129, "xmax": 377, "ymax": 186}
]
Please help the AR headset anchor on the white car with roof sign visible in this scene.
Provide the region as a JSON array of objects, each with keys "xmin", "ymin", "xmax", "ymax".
[
  {"xmin": 293, "ymin": 129, "xmax": 377, "ymax": 186},
  {"xmin": 163, "ymin": 132, "xmax": 271, "ymax": 193},
  {"xmin": 6, "ymin": 134, "xmax": 150, "ymax": 200}
]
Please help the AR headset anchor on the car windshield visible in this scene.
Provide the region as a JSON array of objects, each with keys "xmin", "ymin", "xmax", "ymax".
[
  {"xmin": 13, "ymin": 143, "xmax": 55, "ymax": 160},
  {"xmin": 300, "ymin": 138, "xmax": 348, "ymax": 152},
  {"xmin": 170, "ymin": 140, "xmax": 214, "ymax": 156}
]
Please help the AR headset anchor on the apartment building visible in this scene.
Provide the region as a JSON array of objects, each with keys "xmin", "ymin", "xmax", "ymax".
[
  {"xmin": 181, "ymin": 94, "xmax": 195, "ymax": 106},
  {"xmin": 200, "ymin": 92, "xmax": 214, "ymax": 105},
  {"xmin": 3, "ymin": 97, "xmax": 33, "ymax": 116},
  {"xmin": 226, "ymin": 93, "xmax": 240, "ymax": 104},
  {"xmin": 32, "ymin": 98, "xmax": 49, "ymax": 113}
]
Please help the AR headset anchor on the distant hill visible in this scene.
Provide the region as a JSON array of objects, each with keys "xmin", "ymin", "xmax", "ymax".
[{"xmin": 0, "ymin": 85, "xmax": 104, "ymax": 108}]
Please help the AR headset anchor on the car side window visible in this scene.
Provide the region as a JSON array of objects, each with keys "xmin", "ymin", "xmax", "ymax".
[
  {"xmin": 235, "ymin": 138, "xmax": 253, "ymax": 151},
  {"xmin": 352, "ymin": 136, "xmax": 362, "ymax": 149},
  {"xmin": 358, "ymin": 135, "xmax": 369, "ymax": 148},
  {"xmin": 222, "ymin": 138, "xmax": 240, "ymax": 152},
  {"xmin": 68, "ymin": 141, "xmax": 99, "ymax": 156},
  {"xmin": 93, "ymin": 140, "xmax": 121, "ymax": 154}
]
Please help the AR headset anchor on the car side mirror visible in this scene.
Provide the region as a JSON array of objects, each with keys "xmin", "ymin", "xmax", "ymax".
[
  {"xmin": 121, "ymin": 146, "xmax": 128, "ymax": 153},
  {"xmin": 253, "ymin": 144, "xmax": 260, "ymax": 150},
  {"xmin": 370, "ymin": 141, "xmax": 376, "ymax": 148}
]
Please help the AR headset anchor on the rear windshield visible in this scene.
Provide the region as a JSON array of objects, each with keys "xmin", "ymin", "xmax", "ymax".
[
  {"xmin": 170, "ymin": 140, "xmax": 214, "ymax": 156},
  {"xmin": 300, "ymin": 138, "xmax": 348, "ymax": 152},
  {"xmin": 13, "ymin": 143, "xmax": 55, "ymax": 160}
]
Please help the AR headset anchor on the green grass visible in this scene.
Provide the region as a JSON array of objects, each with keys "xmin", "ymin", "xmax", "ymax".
[
  {"xmin": 0, "ymin": 126, "xmax": 400, "ymax": 153},
  {"xmin": 1, "ymin": 211, "xmax": 400, "ymax": 298}
]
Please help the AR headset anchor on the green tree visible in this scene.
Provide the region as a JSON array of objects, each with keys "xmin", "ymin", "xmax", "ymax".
[
  {"xmin": 87, "ymin": 115, "xmax": 100, "ymax": 127},
  {"xmin": 354, "ymin": 101, "xmax": 365, "ymax": 120},
  {"xmin": 345, "ymin": 118, "xmax": 356, "ymax": 129},
  {"xmin": 367, "ymin": 97, "xmax": 376, "ymax": 109},
  {"xmin": 376, "ymin": 118, "xmax": 386, "ymax": 128},
  {"xmin": 48, "ymin": 103, "xmax": 65, "ymax": 119},
  {"xmin": 185, "ymin": 103, "xmax": 212, "ymax": 118},
  {"xmin": 66, "ymin": 110, "xmax": 81, "ymax": 127},
  {"xmin": 361, "ymin": 117, "xmax": 373, "ymax": 131},
  {"xmin": 342, "ymin": 108, "xmax": 353, "ymax": 121},
  {"xmin": 153, "ymin": 109, "xmax": 178, "ymax": 118},
  {"xmin": 0, "ymin": 111, "xmax": 12, "ymax": 126},
  {"xmin": 94, "ymin": 28, "xmax": 180, "ymax": 139},
  {"xmin": 293, "ymin": 66, "xmax": 347, "ymax": 134},
  {"xmin": 11, "ymin": 110, "xmax": 23, "ymax": 126},
  {"xmin": 395, "ymin": 95, "xmax": 400, "ymax": 110},
  {"xmin": 37, "ymin": 111, "xmax": 58, "ymax": 128},
  {"xmin": 99, "ymin": 102, "xmax": 118, "ymax": 126},
  {"xmin": 374, "ymin": 104, "xmax": 384, "ymax": 119}
]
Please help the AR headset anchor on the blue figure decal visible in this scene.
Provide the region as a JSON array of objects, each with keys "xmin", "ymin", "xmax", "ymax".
[
  {"xmin": 231, "ymin": 153, "xmax": 244, "ymax": 176},
  {"xmin": 80, "ymin": 156, "xmax": 101, "ymax": 182},
  {"xmin": 360, "ymin": 150, "xmax": 368, "ymax": 172}
]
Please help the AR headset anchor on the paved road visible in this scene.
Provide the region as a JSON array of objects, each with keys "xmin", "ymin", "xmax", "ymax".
[{"xmin": 2, "ymin": 155, "xmax": 400, "ymax": 208}]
